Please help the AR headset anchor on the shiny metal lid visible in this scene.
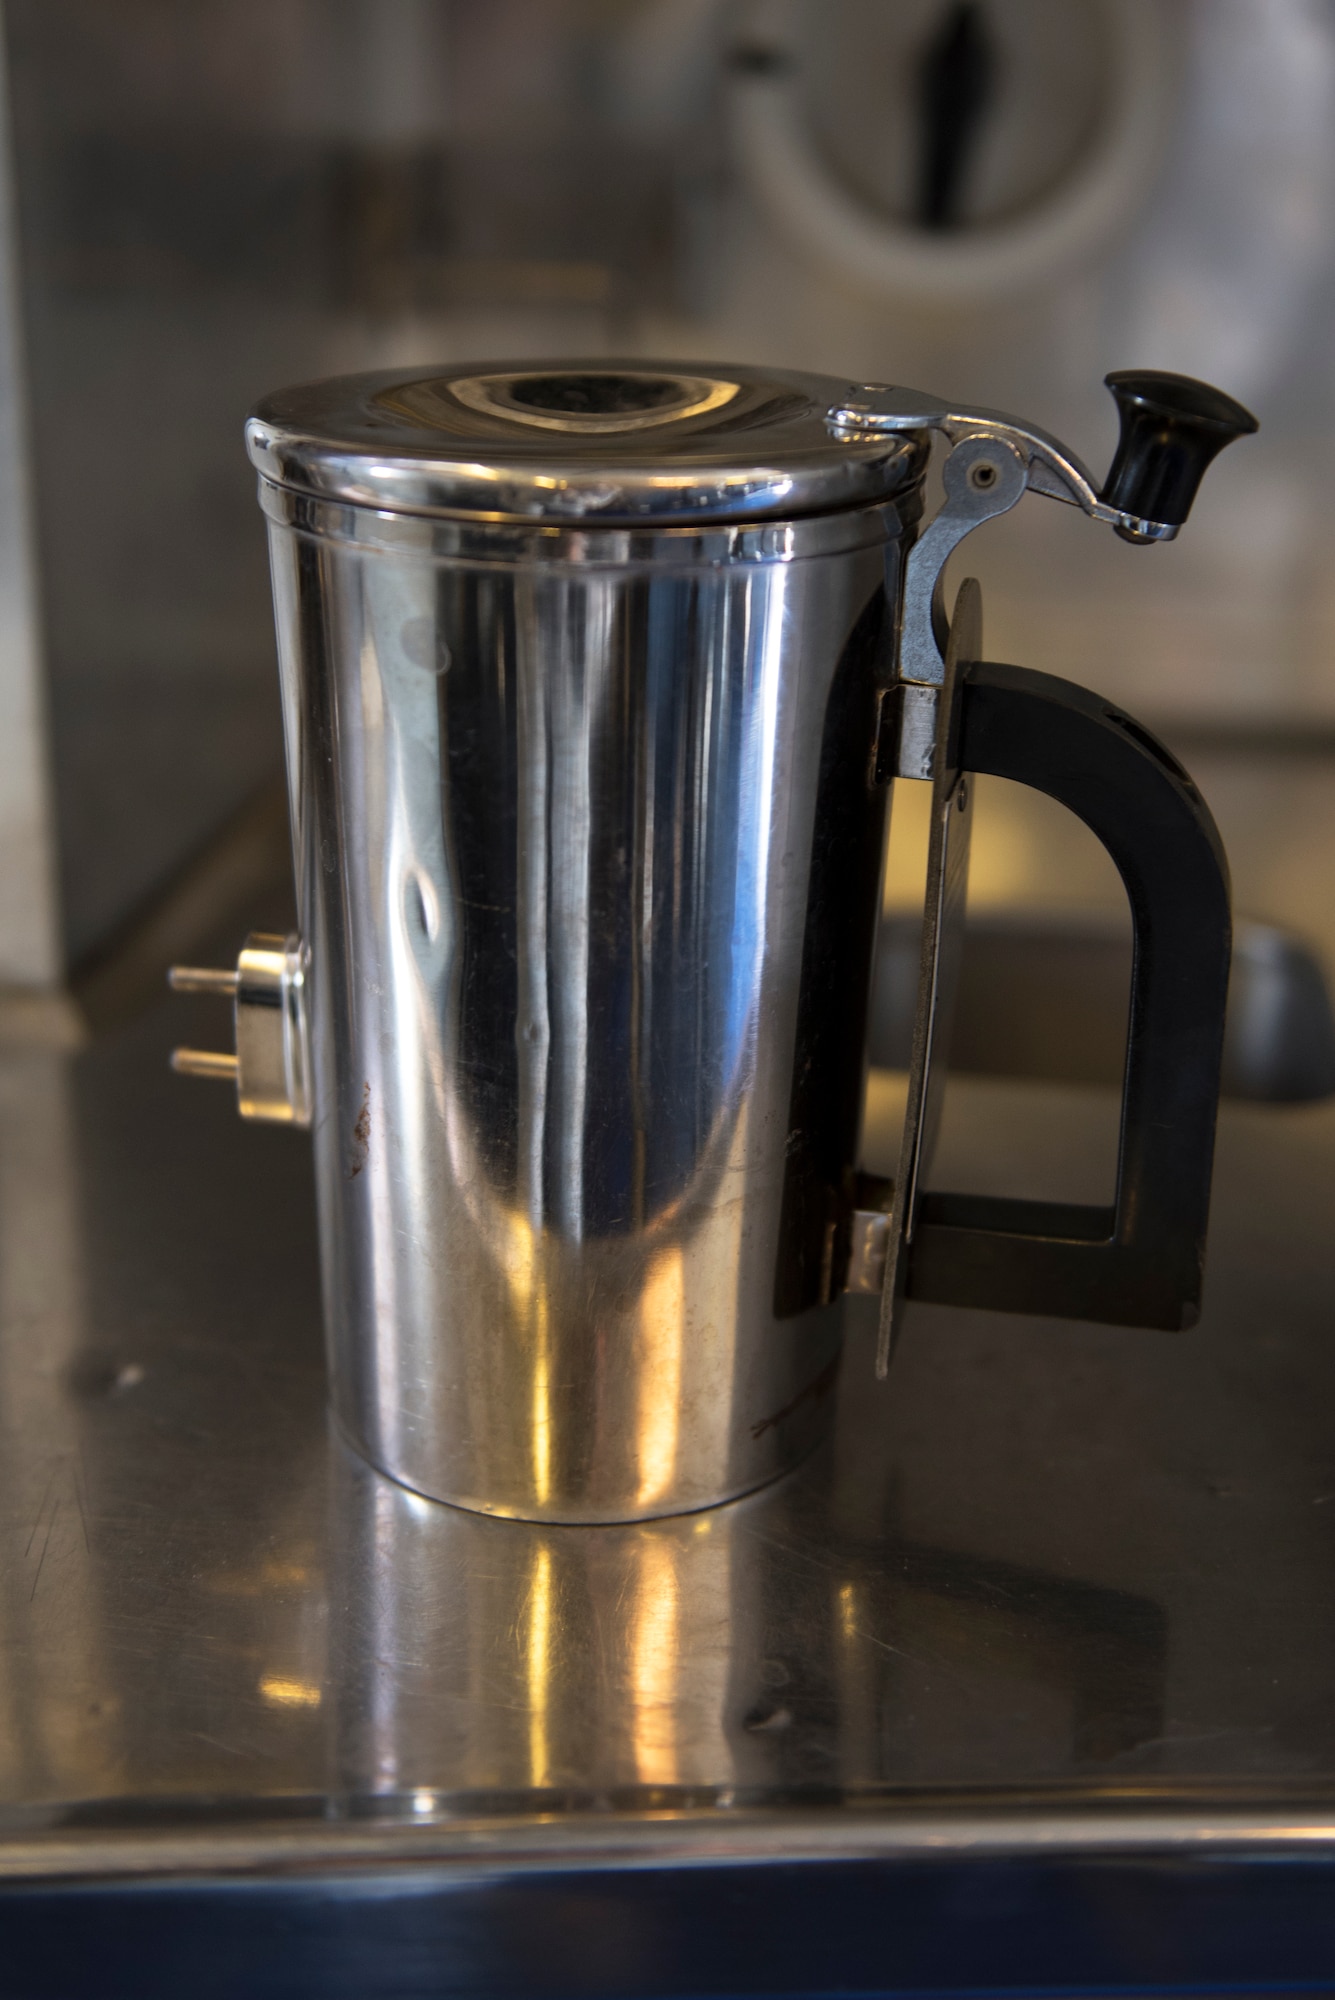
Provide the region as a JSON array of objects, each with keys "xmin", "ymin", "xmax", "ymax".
[{"xmin": 245, "ymin": 361, "xmax": 925, "ymax": 526}]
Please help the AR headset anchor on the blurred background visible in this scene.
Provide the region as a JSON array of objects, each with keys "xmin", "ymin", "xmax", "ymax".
[{"xmin": 1, "ymin": 0, "xmax": 1333, "ymax": 1044}]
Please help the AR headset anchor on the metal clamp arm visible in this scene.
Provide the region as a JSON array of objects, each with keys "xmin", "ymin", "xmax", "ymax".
[
  {"xmin": 836, "ymin": 371, "xmax": 1258, "ymax": 716},
  {"xmin": 829, "ymin": 382, "xmax": 1114, "ymax": 522}
]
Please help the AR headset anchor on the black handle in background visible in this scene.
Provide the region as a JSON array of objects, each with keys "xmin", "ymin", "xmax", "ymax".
[
  {"xmin": 916, "ymin": 2, "xmax": 995, "ymax": 230},
  {"xmin": 905, "ymin": 662, "xmax": 1231, "ymax": 1332},
  {"xmin": 1101, "ymin": 371, "xmax": 1258, "ymax": 535}
]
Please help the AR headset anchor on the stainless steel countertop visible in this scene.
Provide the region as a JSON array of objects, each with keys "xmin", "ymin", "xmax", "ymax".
[{"xmin": 3, "ymin": 990, "xmax": 1335, "ymax": 1885}]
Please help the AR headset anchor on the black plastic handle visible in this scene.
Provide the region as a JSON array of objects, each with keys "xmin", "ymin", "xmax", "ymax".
[
  {"xmin": 905, "ymin": 662, "xmax": 1231, "ymax": 1331},
  {"xmin": 1101, "ymin": 370, "xmax": 1258, "ymax": 534}
]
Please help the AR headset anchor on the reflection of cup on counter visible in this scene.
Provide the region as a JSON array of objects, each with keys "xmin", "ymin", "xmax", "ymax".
[
  {"xmin": 324, "ymin": 1390, "xmax": 1168, "ymax": 1813},
  {"xmin": 326, "ymin": 1432, "xmax": 751, "ymax": 1804}
]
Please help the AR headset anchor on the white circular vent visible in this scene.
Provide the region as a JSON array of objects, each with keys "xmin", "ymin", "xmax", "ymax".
[{"xmin": 729, "ymin": 0, "xmax": 1175, "ymax": 304}]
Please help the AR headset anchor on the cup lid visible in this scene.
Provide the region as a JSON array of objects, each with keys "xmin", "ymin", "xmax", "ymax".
[{"xmin": 245, "ymin": 361, "xmax": 925, "ymax": 526}]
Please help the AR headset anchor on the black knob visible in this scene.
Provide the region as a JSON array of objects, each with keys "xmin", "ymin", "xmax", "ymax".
[{"xmin": 1100, "ymin": 371, "xmax": 1258, "ymax": 539}]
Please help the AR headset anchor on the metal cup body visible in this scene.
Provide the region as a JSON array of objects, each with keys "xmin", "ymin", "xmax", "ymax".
[{"xmin": 262, "ymin": 486, "xmax": 913, "ymax": 1520}]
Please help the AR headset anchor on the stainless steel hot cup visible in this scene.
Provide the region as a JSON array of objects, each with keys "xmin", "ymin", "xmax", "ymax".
[{"xmin": 173, "ymin": 361, "xmax": 1254, "ymax": 1521}]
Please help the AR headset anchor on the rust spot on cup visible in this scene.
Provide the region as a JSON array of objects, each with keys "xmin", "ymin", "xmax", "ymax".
[{"xmin": 348, "ymin": 1082, "xmax": 371, "ymax": 1178}]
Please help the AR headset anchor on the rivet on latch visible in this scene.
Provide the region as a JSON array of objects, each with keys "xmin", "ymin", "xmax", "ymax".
[
  {"xmin": 845, "ymin": 1209, "xmax": 890, "ymax": 1297},
  {"xmin": 875, "ymin": 683, "xmax": 939, "ymax": 785},
  {"xmin": 843, "ymin": 1172, "xmax": 896, "ymax": 1300}
]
